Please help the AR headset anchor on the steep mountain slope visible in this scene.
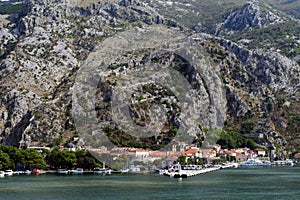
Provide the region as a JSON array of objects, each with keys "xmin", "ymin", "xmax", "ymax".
[
  {"xmin": 264, "ymin": 0, "xmax": 300, "ymax": 19},
  {"xmin": 0, "ymin": 0, "xmax": 179, "ymax": 147},
  {"xmin": 0, "ymin": 0, "xmax": 299, "ymax": 158},
  {"xmin": 216, "ymin": 1, "xmax": 292, "ymax": 35},
  {"xmin": 217, "ymin": 1, "xmax": 300, "ymax": 64},
  {"xmin": 142, "ymin": 0, "xmax": 247, "ymax": 33}
]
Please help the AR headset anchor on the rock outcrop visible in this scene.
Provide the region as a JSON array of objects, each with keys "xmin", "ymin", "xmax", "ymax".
[
  {"xmin": 216, "ymin": 1, "xmax": 293, "ymax": 35},
  {"xmin": 0, "ymin": 0, "xmax": 181, "ymax": 148},
  {"xmin": 0, "ymin": 0, "xmax": 299, "ymax": 157}
]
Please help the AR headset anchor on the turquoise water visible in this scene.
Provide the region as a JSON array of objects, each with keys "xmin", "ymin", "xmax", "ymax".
[{"xmin": 0, "ymin": 166, "xmax": 299, "ymax": 200}]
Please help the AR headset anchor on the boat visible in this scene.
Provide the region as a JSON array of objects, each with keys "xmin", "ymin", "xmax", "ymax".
[
  {"xmin": 158, "ymin": 169, "xmax": 167, "ymax": 175},
  {"xmin": 4, "ymin": 169, "xmax": 13, "ymax": 176},
  {"xmin": 71, "ymin": 168, "xmax": 84, "ymax": 174},
  {"xmin": 0, "ymin": 171, "xmax": 5, "ymax": 178},
  {"xmin": 129, "ymin": 165, "xmax": 140, "ymax": 173},
  {"xmin": 120, "ymin": 168, "xmax": 129, "ymax": 173},
  {"xmin": 240, "ymin": 158, "xmax": 271, "ymax": 167},
  {"xmin": 32, "ymin": 169, "xmax": 41, "ymax": 175},
  {"xmin": 25, "ymin": 170, "xmax": 32, "ymax": 175},
  {"xmin": 93, "ymin": 167, "xmax": 112, "ymax": 174},
  {"xmin": 57, "ymin": 169, "xmax": 69, "ymax": 174},
  {"xmin": 273, "ymin": 159, "xmax": 294, "ymax": 166},
  {"xmin": 13, "ymin": 171, "xmax": 21, "ymax": 175}
]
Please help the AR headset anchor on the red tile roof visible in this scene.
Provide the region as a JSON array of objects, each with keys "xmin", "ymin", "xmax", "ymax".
[
  {"xmin": 149, "ymin": 151, "xmax": 167, "ymax": 157},
  {"xmin": 294, "ymin": 152, "xmax": 300, "ymax": 159}
]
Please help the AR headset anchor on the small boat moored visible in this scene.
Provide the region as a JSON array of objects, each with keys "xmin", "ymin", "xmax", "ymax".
[
  {"xmin": 240, "ymin": 158, "xmax": 271, "ymax": 167},
  {"xmin": 273, "ymin": 159, "xmax": 294, "ymax": 166},
  {"xmin": 71, "ymin": 168, "xmax": 84, "ymax": 174},
  {"xmin": 4, "ymin": 170, "xmax": 13, "ymax": 176},
  {"xmin": 32, "ymin": 169, "xmax": 41, "ymax": 175},
  {"xmin": 57, "ymin": 169, "xmax": 69, "ymax": 174},
  {"xmin": 93, "ymin": 167, "xmax": 112, "ymax": 175}
]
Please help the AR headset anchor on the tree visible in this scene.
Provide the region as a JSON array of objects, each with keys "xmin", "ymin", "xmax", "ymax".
[
  {"xmin": 178, "ymin": 156, "xmax": 186, "ymax": 165},
  {"xmin": 46, "ymin": 148, "xmax": 76, "ymax": 169},
  {"xmin": 217, "ymin": 130, "xmax": 257, "ymax": 150},
  {"xmin": 0, "ymin": 145, "xmax": 20, "ymax": 170},
  {"xmin": 63, "ymin": 151, "xmax": 77, "ymax": 169},
  {"xmin": 0, "ymin": 150, "xmax": 12, "ymax": 170},
  {"xmin": 22, "ymin": 149, "xmax": 47, "ymax": 169},
  {"xmin": 76, "ymin": 150, "xmax": 98, "ymax": 170}
]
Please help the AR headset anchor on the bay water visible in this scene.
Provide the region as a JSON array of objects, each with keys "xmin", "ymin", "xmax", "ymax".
[{"xmin": 1, "ymin": 166, "xmax": 299, "ymax": 200}]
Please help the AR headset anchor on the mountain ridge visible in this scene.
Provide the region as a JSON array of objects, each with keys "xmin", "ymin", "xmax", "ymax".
[
  {"xmin": 0, "ymin": 0, "xmax": 299, "ymax": 158},
  {"xmin": 216, "ymin": 0, "xmax": 296, "ymax": 35}
]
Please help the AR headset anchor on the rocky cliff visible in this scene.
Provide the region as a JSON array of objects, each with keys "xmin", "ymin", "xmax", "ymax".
[
  {"xmin": 0, "ymin": 0, "xmax": 299, "ymax": 157},
  {"xmin": 216, "ymin": 0, "xmax": 296, "ymax": 35},
  {"xmin": 0, "ymin": 0, "xmax": 179, "ymax": 148}
]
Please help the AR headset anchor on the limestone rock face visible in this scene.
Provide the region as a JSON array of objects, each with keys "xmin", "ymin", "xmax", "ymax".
[
  {"xmin": 0, "ymin": 0, "xmax": 299, "ymax": 156},
  {"xmin": 0, "ymin": 0, "xmax": 180, "ymax": 148},
  {"xmin": 216, "ymin": 1, "xmax": 296, "ymax": 35}
]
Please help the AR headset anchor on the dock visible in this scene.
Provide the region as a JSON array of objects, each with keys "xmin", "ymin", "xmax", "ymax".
[{"xmin": 161, "ymin": 164, "xmax": 221, "ymax": 178}]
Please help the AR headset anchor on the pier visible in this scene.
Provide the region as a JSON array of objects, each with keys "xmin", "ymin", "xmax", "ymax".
[{"xmin": 161, "ymin": 164, "xmax": 223, "ymax": 178}]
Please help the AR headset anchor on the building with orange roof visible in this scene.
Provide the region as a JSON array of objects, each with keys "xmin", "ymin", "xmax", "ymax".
[
  {"xmin": 135, "ymin": 148, "xmax": 149, "ymax": 159},
  {"xmin": 213, "ymin": 144, "xmax": 221, "ymax": 153},
  {"xmin": 201, "ymin": 149, "xmax": 216, "ymax": 158},
  {"xmin": 149, "ymin": 151, "xmax": 167, "ymax": 158},
  {"xmin": 182, "ymin": 147, "xmax": 201, "ymax": 157},
  {"xmin": 255, "ymin": 148, "xmax": 266, "ymax": 157},
  {"xmin": 236, "ymin": 153, "xmax": 248, "ymax": 162},
  {"xmin": 294, "ymin": 152, "xmax": 300, "ymax": 161}
]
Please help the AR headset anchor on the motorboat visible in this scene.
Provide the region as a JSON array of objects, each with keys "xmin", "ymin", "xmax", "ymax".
[
  {"xmin": 57, "ymin": 169, "xmax": 69, "ymax": 174},
  {"xmin": 273, "ymin": 159, "xmax": 294, "ymax": 166},
  {"xmin": 32, "ymin": 169, "xmax": 41, "ymax": 175},
  {"xmin": 71, "ymin": 168, "xmax": 84, "ymax": 174},
  {"xmin": 0, "ymin": 171, "xmax": 4, "ymax": 178},
  {"xmin": 240, "ymin": 158, "xmax": 271, "ymax": 166},
  {"xmin": 93, "ymin": 167, "xmax": 112, "ymax": 174},
  {"xmin": 120, "ymin": 168, "xmax": 129, "ymax": 173},
  {"xmin": 4, "ymin": 169, "xmax": 13, "ymax": 176}
]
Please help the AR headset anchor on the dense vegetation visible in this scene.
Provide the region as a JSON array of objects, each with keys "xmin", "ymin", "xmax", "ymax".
[
  {"xmin": 103, "ymin": 125, "xmax": 179, "ymax": 150},
  {"xmin": 217, "ymin": 129, "xmax": 258, "ymax": 150},
  {"xmin": 0, "ymin": 145, "xmax": 102, "ymax": 171}
]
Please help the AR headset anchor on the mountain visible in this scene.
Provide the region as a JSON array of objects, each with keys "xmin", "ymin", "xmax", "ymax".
[
  {"xmin": 0, "ymin": 0, "xmax": 179, "ymax": 147},
  {"xmin": 216, "ymin": 0, "xmax": 292, "ymax": 35},
  {"xmin": 214, "ymin": 1, "xmax": 300, "ymax": 64},
  {"xmin": 141, "ymin": 0, "xmax": 248, "ymax": 34},
  {"xmin": 264, "ymin": 0, "xmax": 300, "ymax": 19},
  {"xmin": 0, "ymin": 0, "xmax": 299, "ymax": 158}
]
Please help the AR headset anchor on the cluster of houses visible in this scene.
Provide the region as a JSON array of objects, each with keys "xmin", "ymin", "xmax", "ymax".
[
  {"xmin": 29, "ymin": 141, "xmax": 300, "ymax": 170},
  {"xmin": 79, "ymin": 143, "xmax": 269, "ymax": 168}
]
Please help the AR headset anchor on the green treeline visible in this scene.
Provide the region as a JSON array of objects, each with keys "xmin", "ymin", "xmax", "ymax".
[
  {"xmin": 0, "ymin": 145, "xmax": 102, "ymax": 171},
  {"xmin": 217, "ymin": 130, "xmax": 258, "ymax": 150}
]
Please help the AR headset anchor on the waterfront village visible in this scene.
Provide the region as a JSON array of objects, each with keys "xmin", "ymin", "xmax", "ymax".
[
  {"xmin": 1, "ymin": 142, "xmax": 298, "ymax": 178},
  {"xmin": 64, "ymin": 141, "xmax": 297, "ymax": 176}
]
